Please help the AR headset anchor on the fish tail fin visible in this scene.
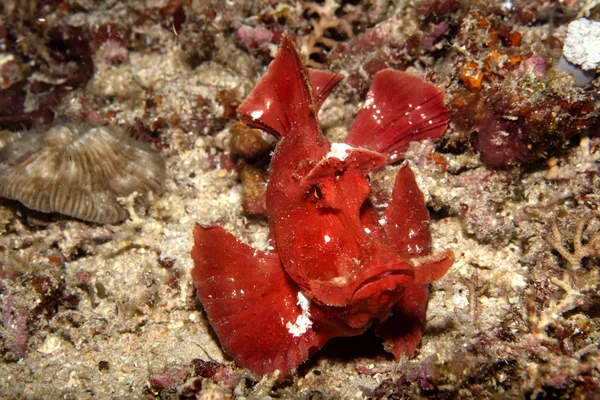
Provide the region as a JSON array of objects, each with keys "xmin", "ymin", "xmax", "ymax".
[{"xmin": 345, "ymin": 70, "xmax": 450, "ymax": 162}]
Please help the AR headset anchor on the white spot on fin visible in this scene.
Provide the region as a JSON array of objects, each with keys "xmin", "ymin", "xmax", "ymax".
[{"xmin": 286, "ymin": 291, "xmax": 313, "ymax": 337}]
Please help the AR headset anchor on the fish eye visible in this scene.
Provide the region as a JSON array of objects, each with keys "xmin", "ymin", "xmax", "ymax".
[
  {"xmin": 334, "ymin": 169, "xmax": 344, "ymax": 178},
  {"xmin": 311, "ymin": 184, "xmax": 323, "ymax": 200}
]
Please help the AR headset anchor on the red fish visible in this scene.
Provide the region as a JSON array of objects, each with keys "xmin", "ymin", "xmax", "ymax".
[{"xmin": 191, "ymin": 33, "xmax": 453, "ymax": 376}]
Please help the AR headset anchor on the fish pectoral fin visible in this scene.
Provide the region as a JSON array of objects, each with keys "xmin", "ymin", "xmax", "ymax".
[
  {"xmin": 411, "ymin": 250, "xmax": 455, "ymax": 285},
  {"xmin": 191, "ymin": 224, "xmax": 326, "ymax": 376},
  {"xmin": 345, "ymin": 70, "xmax": 450, "ymax": 161},
  {"xmin": 375, "ymin": 283, "xmax": 429, "ymax": 358},
  {"xmin": 381, "ymin": 162, "xmax": 454, "ymax": 284},
  {"xmin": 382, "ymin": 163, "xmax": 432, "ymax": 258}
]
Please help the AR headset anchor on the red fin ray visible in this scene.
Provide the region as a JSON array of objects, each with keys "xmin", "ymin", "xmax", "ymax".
[
  {"xmin": 191, "ymin": 224, "xmax": 327, "ymax": 375},
  {"xmin": 345, "ymin": 70, "xmax": 450, "ymax": 161},
  {"xmin": 308, "ymin": 69, "xmax": 343, "ymax": 112},
  {"xmin": 237, "ymin": 33, "xmax": 318, "ymax": 139}
]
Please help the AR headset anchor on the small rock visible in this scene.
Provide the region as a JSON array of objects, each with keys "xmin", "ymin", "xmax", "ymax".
[
  {"xmin": 563, "ymin": 18, "xmax": 600, "ymax": 71},
  {"xmin": 37, "ymin": 335, "xmax": 61, "ymax": 355}
]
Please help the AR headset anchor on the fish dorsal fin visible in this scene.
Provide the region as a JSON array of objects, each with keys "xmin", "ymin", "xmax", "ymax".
[
  {"xmin": 345, "ymin": 70, "xmax": 450, "ymax": 162},
  {"xmin": 308, "ymin": 69, "xmax": 343, "ymax": 112},
  {"xmin": 238, "ymin": 33, "xmax": 318, "ymax": 139}
]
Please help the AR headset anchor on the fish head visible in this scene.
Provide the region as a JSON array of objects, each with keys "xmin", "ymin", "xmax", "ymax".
[{"xmin": 269, "ymin": 143, "xmax": 416, "ymax": 312}]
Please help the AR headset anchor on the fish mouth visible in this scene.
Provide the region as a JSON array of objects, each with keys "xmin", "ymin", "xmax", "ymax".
[
  {"xmin": 352, "ymin": 268, "xmax": 414, "ymax": 302},
  {"xmin": 328, "ymin": 268, "xmax": 414, "ymax": 330},
  {"xmin": 307, "ymin": 264, "xmax": 413, "ymax": 308}
]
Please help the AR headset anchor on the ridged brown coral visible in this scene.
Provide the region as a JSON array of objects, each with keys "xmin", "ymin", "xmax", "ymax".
[{"xmin": 0, "ymin": 125, "xmax": 165, "ymax": 224}]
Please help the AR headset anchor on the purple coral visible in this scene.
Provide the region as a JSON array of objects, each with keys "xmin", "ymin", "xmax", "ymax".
[{"xmin": 1, "ymin": 296, "xmax": 29, "ymax": 361}]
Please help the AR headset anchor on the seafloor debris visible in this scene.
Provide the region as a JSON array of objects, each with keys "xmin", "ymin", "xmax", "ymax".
[
  {"xmin": 301, "ymin": 0, "xmax": 359, "ymax": 68},
  {"xmin": 229, "ymin": 122, "xmax": 272, "ymax": 216},
  {"xmin": 0, "ymin": 250, "xmax": 74, "ymax": 362},
  {"xmin": 240, "ymin": 165, "xmax": 267, "ymax": 216},
  {"xmin": 229, "ymin": 121, "xmax": 272, "ymax": 161},
  {"xmin": 546, "ymin": 216, "xmax": 600, "ymax": 270},
  {"xmin": 0, "ymin": 20, "xmax": 94, "ymax": 130},
  {"xmin": 0, "ymin": 124, "xmax": 165, "ymax": 224},
  {"xmin": 445, "ymin": 9, "xmax": 599, "ymax": 167}
]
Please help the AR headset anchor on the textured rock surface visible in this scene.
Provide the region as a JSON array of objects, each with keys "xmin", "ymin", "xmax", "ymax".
[
  {"xmin": 0, "ymin": 0, "xmax": 599, "ymax": 398},
  {"xmin": 563, "ymin": 18, "xmax": 600, "ymax": 70}
]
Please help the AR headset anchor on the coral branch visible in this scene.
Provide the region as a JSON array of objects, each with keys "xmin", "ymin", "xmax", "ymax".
[
  {"xmin": 545, "ymin": 217, "xmax": 600, "ymax": 270},
  {"xmin": 301, "ymin": 0, "xmax": 358, "ymax": 68}
]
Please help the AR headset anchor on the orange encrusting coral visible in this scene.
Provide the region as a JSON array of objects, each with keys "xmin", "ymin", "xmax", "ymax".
[{"xmin": 460, "ymin": 61, "xmax": 484, "ymax": 90}]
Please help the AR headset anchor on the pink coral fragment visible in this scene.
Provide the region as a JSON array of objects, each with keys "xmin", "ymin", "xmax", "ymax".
[{"xmin": 235, "ymin": 25, "xmax": 274, "ymax": 49}]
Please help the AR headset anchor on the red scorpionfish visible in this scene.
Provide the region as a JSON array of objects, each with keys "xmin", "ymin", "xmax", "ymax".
[{"xmin": 191, "ymin": 33, "xmax": 454, "ymax": 376}]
